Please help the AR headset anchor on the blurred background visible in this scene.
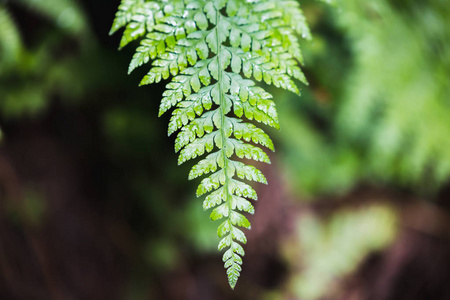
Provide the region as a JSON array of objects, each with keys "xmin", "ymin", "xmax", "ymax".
[{"xmin": 1, "ymin": 0, "xmax": 450, "ymax": 299}]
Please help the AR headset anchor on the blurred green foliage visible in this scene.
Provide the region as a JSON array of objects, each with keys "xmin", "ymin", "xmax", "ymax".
[
  {"xmin": 275, "ymin": 0, "xmax": 450, "ymax": 197},
  {"xmin": 0, "ymin": 0, "xmax": 104, "ymax": 128},
  {"xmin": 284, "ymin": 204, "xmax": 397, "ymax": 300},
  {"xmin": 336, "ymin": 0, "xmax": 450, "ymax": 190},
  {"xmin": 15, "ymin": 0, "xmax": 91, "ymax": 38}
]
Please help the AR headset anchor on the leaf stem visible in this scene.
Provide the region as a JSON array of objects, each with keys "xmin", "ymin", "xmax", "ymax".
[{"xmin": 215, "ymin": 8, "xmax": 237, "ymax": 289}]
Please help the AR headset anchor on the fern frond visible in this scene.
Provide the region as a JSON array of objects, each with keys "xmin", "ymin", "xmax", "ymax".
[{"xmin": 111, "ymin": 0, "xmax": 309, "ymax": 288}]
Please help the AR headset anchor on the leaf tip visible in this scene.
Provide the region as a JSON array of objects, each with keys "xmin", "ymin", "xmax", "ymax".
[
  {"xmin": 108, "ymin": 26, "xmax": 116, "ymax": 36},
  {"xmin": 229, "ymin": 278, "xmax": 237, "ymax": 290}
]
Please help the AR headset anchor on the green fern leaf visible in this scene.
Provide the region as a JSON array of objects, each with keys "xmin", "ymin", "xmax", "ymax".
[{"xmin": 111, "ymin": 0, "xmax": 310, "ymax": 289}]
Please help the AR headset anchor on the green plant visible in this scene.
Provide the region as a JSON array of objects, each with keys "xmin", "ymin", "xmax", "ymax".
[
  {"xmin": 335, "ymin": 0, "xmax": 450, "ymax": 191},
  {"xmin": 111, "ymin": 0, "xmax": 310, "ymax": 288},
  {"xmin": 0, "ymin": 0, "xmax": 94, "ymax": 136},
  {"xmin": 286, "ymin": 204, "xmax": 396, "ymax": 300}
]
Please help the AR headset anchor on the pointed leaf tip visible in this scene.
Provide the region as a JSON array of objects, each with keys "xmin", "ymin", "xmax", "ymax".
[{"xmin": 229, "ymin": 277, "xmax": 237, "ymax": 289}]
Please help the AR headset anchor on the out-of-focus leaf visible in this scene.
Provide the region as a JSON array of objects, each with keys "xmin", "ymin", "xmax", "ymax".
[{"xmin": 285, "ymin": 204, "xmax": 397, "ymax": 300}]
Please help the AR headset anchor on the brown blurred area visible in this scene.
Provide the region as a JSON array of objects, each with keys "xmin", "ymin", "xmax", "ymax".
[{"xmin": 0, "ymin": 125, "xmax": 122, "ymax": 299}]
